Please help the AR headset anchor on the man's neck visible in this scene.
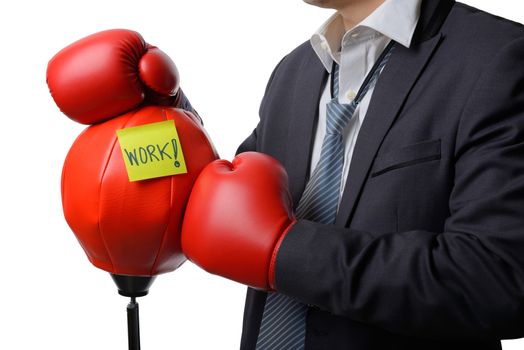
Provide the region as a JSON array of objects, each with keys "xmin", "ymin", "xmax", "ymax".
[{"xmin": 338, "ymin": 0, "xmax": 385, "ymax": 30}]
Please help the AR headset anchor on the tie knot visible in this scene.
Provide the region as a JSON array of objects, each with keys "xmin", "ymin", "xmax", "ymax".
[{"xmin": 325, "ymin": 98, "xmax": 356, "ymax": 134}]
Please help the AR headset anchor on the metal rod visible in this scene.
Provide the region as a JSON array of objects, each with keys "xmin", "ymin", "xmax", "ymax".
[{"xmin": 127, "ymin": 297, "xmax": 141, "ymax": 350}]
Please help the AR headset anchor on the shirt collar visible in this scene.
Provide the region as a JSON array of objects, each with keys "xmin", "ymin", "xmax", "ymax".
[{"xmin": 311, "ymin": 0, "xmax": 422, "ymax": 72}]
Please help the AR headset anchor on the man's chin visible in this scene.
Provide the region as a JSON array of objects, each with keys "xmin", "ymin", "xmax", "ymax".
[
  {"xmin": 303, "ymin": 0, "xmax": 328, "ymax": 7},
  {"xmin": 303, "ymin": 0, "xmax": 342, "ymax": 10}
]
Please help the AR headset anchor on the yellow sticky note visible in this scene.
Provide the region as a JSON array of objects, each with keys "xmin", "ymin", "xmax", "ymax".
[{"xmin": 116, "ymin": 120, "xmax": 187, "ymax": 182}]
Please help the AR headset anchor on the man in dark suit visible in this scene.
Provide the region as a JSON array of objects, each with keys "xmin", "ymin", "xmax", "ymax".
[{"xmin": 181, "ymin": 0, "xmax": 524, "ymax": 349}]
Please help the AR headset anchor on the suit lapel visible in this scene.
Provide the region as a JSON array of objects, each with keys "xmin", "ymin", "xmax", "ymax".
[
  {"xmin": 334, "ymin": 0, "xmax": 454, "ymax": 226},
  {"xmin": 335, "ymin": 34, "xmax": 442, "ymax": 225},
  {"xmin": 285, "ymin": 49, "xmax": 328, "ymax": 207}
]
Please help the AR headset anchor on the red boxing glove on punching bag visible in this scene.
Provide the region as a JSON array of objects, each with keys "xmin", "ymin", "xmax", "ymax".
[
  {"xmin": 181, "ymin": 152, "xmax": 296, "ymax": 290},
  {"xmin": 47, "ymin": 29, "xmax": 182, "ymax": 125},
  {"xmin": 49, "ymin": 29, "xmax": 218, "ymax": 278}
]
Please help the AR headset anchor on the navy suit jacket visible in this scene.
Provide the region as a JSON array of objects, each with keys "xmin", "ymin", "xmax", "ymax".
[{"xmin": 237, "ymin": 1, "xmax": 524, "ymax": 349}]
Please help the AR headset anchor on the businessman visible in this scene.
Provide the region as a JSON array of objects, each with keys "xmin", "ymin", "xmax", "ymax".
[{"xmin": 181, "ymin": 0, "xmax": 524, "ymax": 349}]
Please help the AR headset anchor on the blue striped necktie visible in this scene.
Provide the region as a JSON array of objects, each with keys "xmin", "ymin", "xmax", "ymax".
[{"xmin": 255, "ymin": 41, "xmax": 395, "ymax": 350}]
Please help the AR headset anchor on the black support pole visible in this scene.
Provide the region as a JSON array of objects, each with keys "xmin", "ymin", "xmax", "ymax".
[
  {"xmin": 127, "ymin": 297, "xmax": 141, "ymax": 350},
  {"xmin": 110, "ymin": 274, "xmax": 156, "ymax": 350}
]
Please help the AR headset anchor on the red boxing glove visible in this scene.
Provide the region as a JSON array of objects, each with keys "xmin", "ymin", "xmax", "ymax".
[
  {"xmin": 47, "ymin": 29, "xmax": 180, "ymax": 124},
  {"xmin": 181, "ymin": 152, "xmax": 296, "ymax": 290}
]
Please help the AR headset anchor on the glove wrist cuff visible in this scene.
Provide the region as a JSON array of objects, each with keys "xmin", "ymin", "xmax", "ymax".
[{"xmin": 268, "ymin": 219, "xmax": 297, "ymax": 291}]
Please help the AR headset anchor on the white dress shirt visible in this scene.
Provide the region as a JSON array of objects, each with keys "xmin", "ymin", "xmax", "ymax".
[{"xmin": 309, "ymin": 0, "xmax": 422, "ymax": 200}]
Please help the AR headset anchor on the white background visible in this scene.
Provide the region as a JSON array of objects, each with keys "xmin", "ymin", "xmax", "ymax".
[{"xmin": 0, "ymin": 1, "xmax": 523, "ymax": 349}]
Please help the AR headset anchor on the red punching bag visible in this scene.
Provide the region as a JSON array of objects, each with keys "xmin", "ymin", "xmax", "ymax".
[
  {"xmin": 62, "ymin": 105, "xmax": 217, "ymax": 279},
  {"xmin": 47, "ymin": 29, "xmax": 217, "ymax": 349}
]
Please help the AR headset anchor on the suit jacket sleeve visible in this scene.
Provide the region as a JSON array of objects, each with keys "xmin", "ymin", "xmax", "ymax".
[
  {"xmin": 236, "ymin": 56, "xmax": 288, "ymax": 155},
  {"xmin": 274, "ymin": 36, "xmax": 524, "ymax": 341}
]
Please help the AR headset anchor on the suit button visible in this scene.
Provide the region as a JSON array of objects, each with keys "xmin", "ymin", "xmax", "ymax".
[{"xmin": 310, "ymin": 328, "xmax": 328, "ymax": 336}]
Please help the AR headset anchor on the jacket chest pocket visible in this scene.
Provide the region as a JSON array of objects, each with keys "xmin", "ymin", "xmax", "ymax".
[{"xmin": 370, "ymin": 138, "xmax": 441, "ymax": 177}]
